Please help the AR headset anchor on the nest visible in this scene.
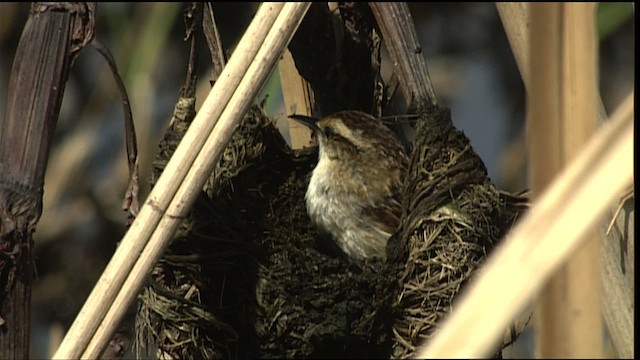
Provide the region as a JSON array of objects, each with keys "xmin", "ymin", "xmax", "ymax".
[
  {"xmin": 387, "ymin": 106, "xmax": 525, "ymax": 358},
  {"xmin": 134, "ymin": 102, "xmax": 525, "ymax": 358}
]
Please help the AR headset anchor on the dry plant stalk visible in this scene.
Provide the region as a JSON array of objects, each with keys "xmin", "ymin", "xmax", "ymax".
[
  {"xmin": 495, "ymin": 3, "xmax": 609, "ymax": 123},
  {"xmin": 601, "ymin": 182, "xmax": 635, "ymax": 358},
  {"xmin": 418, "ymin": 90, "xmax": 634, "ymax": 357},
  {"xmin": 531, "ymin": 3, "xmax": 603, "ymax": 357},
  {"xmin": 52, "ymin": 3, "xmax": 311, "ymax": 358},
  {"xmin": 369, "ymin": 2, "xmax": 437, "ymax": 109},
  {"xmin": 497, "ymin": 3, "xmax": 633, "ymax": 357},
  {"xmin": 84, "ymin": 3, "xmax": 311, "ymax": 358},
  {"xmin": 0, "ymin": 3, "xmax": 95, "ymax": 358},
  {"xmin": 495, "ymin": 3, "xmax": 531, "ymax": 90},
  {"xmin": 278, "ymin": 49, "xmax": 314, "ymax": 148}
]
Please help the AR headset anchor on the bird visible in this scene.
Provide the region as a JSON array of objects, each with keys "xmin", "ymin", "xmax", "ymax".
[{"xmin": 290, "ymin": 110, "xmax": 409, "ymax": 260}]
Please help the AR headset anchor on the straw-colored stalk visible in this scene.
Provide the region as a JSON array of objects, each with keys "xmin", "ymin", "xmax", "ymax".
[
  {"xmin": 495, "ymin": 3, "xmax": 530, "ymax": 88},
  {"xmin": 416, "ymin": 86, "xmax": 633, "ymax": 358},
  {"xmin": 416, "ymin": 2, "xmax": 634, "ymax": 356},
  {"xmin": 53, "ymin": 3, "xmax": 312, "ymax": 358},
  {"xmin": 498, "ymin": 2, "xmax": 633, "ymax": 357},
  {"xmin": 496, "ymin": 2, "xmax": 608, "ymax": 122},
  {"xmin": 278, "ymin": 48, "xmax": 314, "ymax": 149},
  {"xmin": 530, "ymin": 3, "xmax": 603, "ymax": 357}
]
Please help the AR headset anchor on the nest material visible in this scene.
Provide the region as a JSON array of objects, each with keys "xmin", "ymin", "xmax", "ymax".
[
  {"xmin": 135, "ymin": 103, "xmax": 525, "ymax": 359},
  {"xmin": 136, "ymin": 103, "xmax": 288, "ymax": 359},
  {"xmin": 387, "ymin": 106, "xmax": 525, "ymax": 358}
]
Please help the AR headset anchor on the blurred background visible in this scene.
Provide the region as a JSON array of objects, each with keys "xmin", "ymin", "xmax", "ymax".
[{"xmin": 0, "ymin": 2, "xmax": 634, "ymax": 358}]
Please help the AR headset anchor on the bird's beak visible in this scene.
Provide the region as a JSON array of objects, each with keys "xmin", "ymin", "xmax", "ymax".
[{"xmin": 289, "ymin": 114, "xmax": 321, "ymax": 133}]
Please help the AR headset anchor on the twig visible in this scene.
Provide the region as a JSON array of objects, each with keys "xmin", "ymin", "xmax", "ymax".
[
  {"xmin": 369, "ymin": 3, "xmax": 437, "ymax": 111},
  {"xmin": 202, "ymin": 3, "xmax": 226, "ymax": 83},
  {"xmin": 182, "ymin": 2, "xmax": 204, "ymax": 98}
]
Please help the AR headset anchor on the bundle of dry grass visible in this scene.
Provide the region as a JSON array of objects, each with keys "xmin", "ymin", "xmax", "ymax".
[
  {"xmin": 136, "ymin": 104, "xmax": 286, "ymax": 358},
  {"xmin": 387, "ymin": 106, "xmax": 526, "ymax": 358}
]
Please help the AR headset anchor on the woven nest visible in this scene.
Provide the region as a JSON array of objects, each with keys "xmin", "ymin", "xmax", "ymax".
[
  {"xmin": 134, "ymin": 101, "xmax": 525, "ymax": 359},
  {"xmin": 386, "ymin": 106, "xmax": 525, "ymax": 358}
]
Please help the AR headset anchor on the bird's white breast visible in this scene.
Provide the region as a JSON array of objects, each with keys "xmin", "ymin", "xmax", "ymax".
[{"xmin": 306, "ymin": 156, "xmax": 389, "ymax": 259}]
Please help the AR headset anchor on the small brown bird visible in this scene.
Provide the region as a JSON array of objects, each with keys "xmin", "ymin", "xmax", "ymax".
[{"xmin": 290, "ymin": 110, "xmax": 409, "ymax": 260}]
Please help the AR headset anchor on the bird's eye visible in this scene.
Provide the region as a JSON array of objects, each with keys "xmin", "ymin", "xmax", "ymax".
[{"xmin": 323, "ymin": 126, "xmax": 333, "ymax": 138}]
